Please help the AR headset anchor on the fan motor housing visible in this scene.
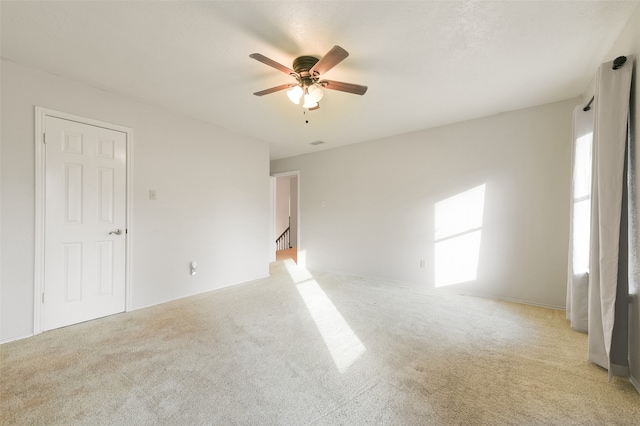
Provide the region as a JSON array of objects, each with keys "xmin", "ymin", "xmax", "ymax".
[{"xmin": 293, "ymin": 56, "xmax": 319, "ymax": 76}]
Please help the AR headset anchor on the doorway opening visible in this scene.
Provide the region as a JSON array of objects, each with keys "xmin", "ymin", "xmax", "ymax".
[{"xmin": 272, "ymin": 171, "xmax": 300, "ymax": 265}]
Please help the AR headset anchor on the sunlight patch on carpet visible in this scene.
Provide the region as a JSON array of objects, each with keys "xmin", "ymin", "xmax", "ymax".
[{"xmin": 285, "ymin": 259, "xmax": 366, "ymax": 372}]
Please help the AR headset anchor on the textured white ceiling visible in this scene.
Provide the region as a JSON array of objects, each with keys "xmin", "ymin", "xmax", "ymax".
[{"xmin": 1, "ymin": 1, "xmax": 637, "ymax": 159}]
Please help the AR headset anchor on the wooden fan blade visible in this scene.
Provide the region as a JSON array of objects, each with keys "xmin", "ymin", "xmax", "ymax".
[
  {"xmin": 309, "ymin": 45, "xmax": 349, "ymax": 77},
  {"xmin": 309, "ymin": 103, "xmax": 320, "ymax": 111},
  {"xmin": 320, "ymin": 80, "xmax": 368, "ymax": 95},
  {"xmin": 249, "ymin": 53, "xmax": 295, "ymax": 75},
  {"xmin": 253, "ymin": 83, "xmax": 295, "ymax": 96}
]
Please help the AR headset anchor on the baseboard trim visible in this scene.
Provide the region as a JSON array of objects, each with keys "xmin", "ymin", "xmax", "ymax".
[
  {"xmin": 318, "ymin": 268, "xmax": 566, "ymax": 311},
  {"xmin": 630, "ymin": 374, "xmax": 640, "ymax": 394},
  {"xmin": 2, "ymin": 273, "xmax": 273, "ymax": 345},
  {"xmin": 130, "ymin": 273, "xmax": 271, "ymax": 312},
  {"xmin": 0, "ymin": 333, "xmax": 34, "ymax": 345}
]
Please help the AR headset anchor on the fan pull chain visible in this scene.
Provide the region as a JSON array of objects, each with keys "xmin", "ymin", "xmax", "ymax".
[{"xmin": 304, "ymin": 110, "xmax": 309, "ymax": 124}]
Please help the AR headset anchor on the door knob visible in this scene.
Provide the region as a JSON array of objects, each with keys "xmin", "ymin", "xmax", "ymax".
[{"xmin": 109, "ymin": 229, "xmax": 122, "ymax": 235}]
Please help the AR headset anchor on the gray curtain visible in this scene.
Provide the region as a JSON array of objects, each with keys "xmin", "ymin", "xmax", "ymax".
[{"xmin": 588, "ymin": 55, "xmax": 633, "ymax": 380}]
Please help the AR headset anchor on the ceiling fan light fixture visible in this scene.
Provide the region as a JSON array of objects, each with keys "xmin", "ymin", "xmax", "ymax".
[
  {"xmin": 250, "ymin": 45, "xmax": 367, "ymax": 109},
  {"xmin": 307, "ymin": 84, "xmax": 324, "ymax": 103},
  {"xmin": 302, "ymin": 94, "xmax": 318, "ymax": 109},
  {"xmin": 287, "ymin": 85, "xmax": 303, "ymax": 104}
]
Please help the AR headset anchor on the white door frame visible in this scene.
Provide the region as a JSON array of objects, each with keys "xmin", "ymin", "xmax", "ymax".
[
  {"xmin": 269, "ymin": 176, "xmax": 276, "ymax": 262},
  {"xmin": 34, "ymin": 106, "xmax": 133, "ymax": 335},
  {"xmin": 271, "ymin": 170, "xmax": 302, "ymax": 266}
]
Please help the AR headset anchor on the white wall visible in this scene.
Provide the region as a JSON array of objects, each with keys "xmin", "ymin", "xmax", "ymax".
[
  {"xmin": 272, "ymin": 98, "xmax": 577, "ymax": 308},
  {"xmin": 598, "ymin": 5, "xmax": 640, "ymax": 390},
  {"xmin": 0, "ymin": 59, "xmax": 271, "ymax": 342}
]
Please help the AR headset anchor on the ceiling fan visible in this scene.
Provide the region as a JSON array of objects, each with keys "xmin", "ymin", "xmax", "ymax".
[{"xmin": 250, "ymin": 45, "xmax": 367, "ymax": 110}]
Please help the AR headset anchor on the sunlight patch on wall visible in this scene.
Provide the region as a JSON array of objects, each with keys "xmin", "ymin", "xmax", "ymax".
[
  {"xmin": 284, "ymin": 259, "xmax": 366, "ymax": 372},
  {"xmin": 297, "ymin": 249, "xmax": 306, "ymax": 268},
  {"xmin": 434, "ymin": 184, "xmax": 486, "ymax": 287}
]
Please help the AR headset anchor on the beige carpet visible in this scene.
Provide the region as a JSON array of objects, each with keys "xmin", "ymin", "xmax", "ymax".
[{"xmin": 2, "ymin": 260, "xmax": 639, "ymax": 425}]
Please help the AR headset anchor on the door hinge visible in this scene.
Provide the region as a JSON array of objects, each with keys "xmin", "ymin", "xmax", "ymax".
[{"xmin": 43, "ymin": 133, "xmax": 47, "ymax": 144}]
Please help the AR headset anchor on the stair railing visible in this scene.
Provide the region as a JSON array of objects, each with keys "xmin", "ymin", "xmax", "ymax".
[
  {"xmin": 276, "ymin": 217, "xmax": 291, "ymax": 251},
  {"xmin": 276, "ymin": 227, "xmax": 290, "ymax": 251}
]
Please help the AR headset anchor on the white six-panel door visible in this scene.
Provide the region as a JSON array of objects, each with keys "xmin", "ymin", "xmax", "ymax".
[{"xmin": 43, "ymin": 116, "xmax": 127, "ymax": 331}]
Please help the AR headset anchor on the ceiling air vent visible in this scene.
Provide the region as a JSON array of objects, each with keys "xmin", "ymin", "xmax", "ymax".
[{"xmin": 310, "ymin": 141, "xmax": 325, "ymax": 146}]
